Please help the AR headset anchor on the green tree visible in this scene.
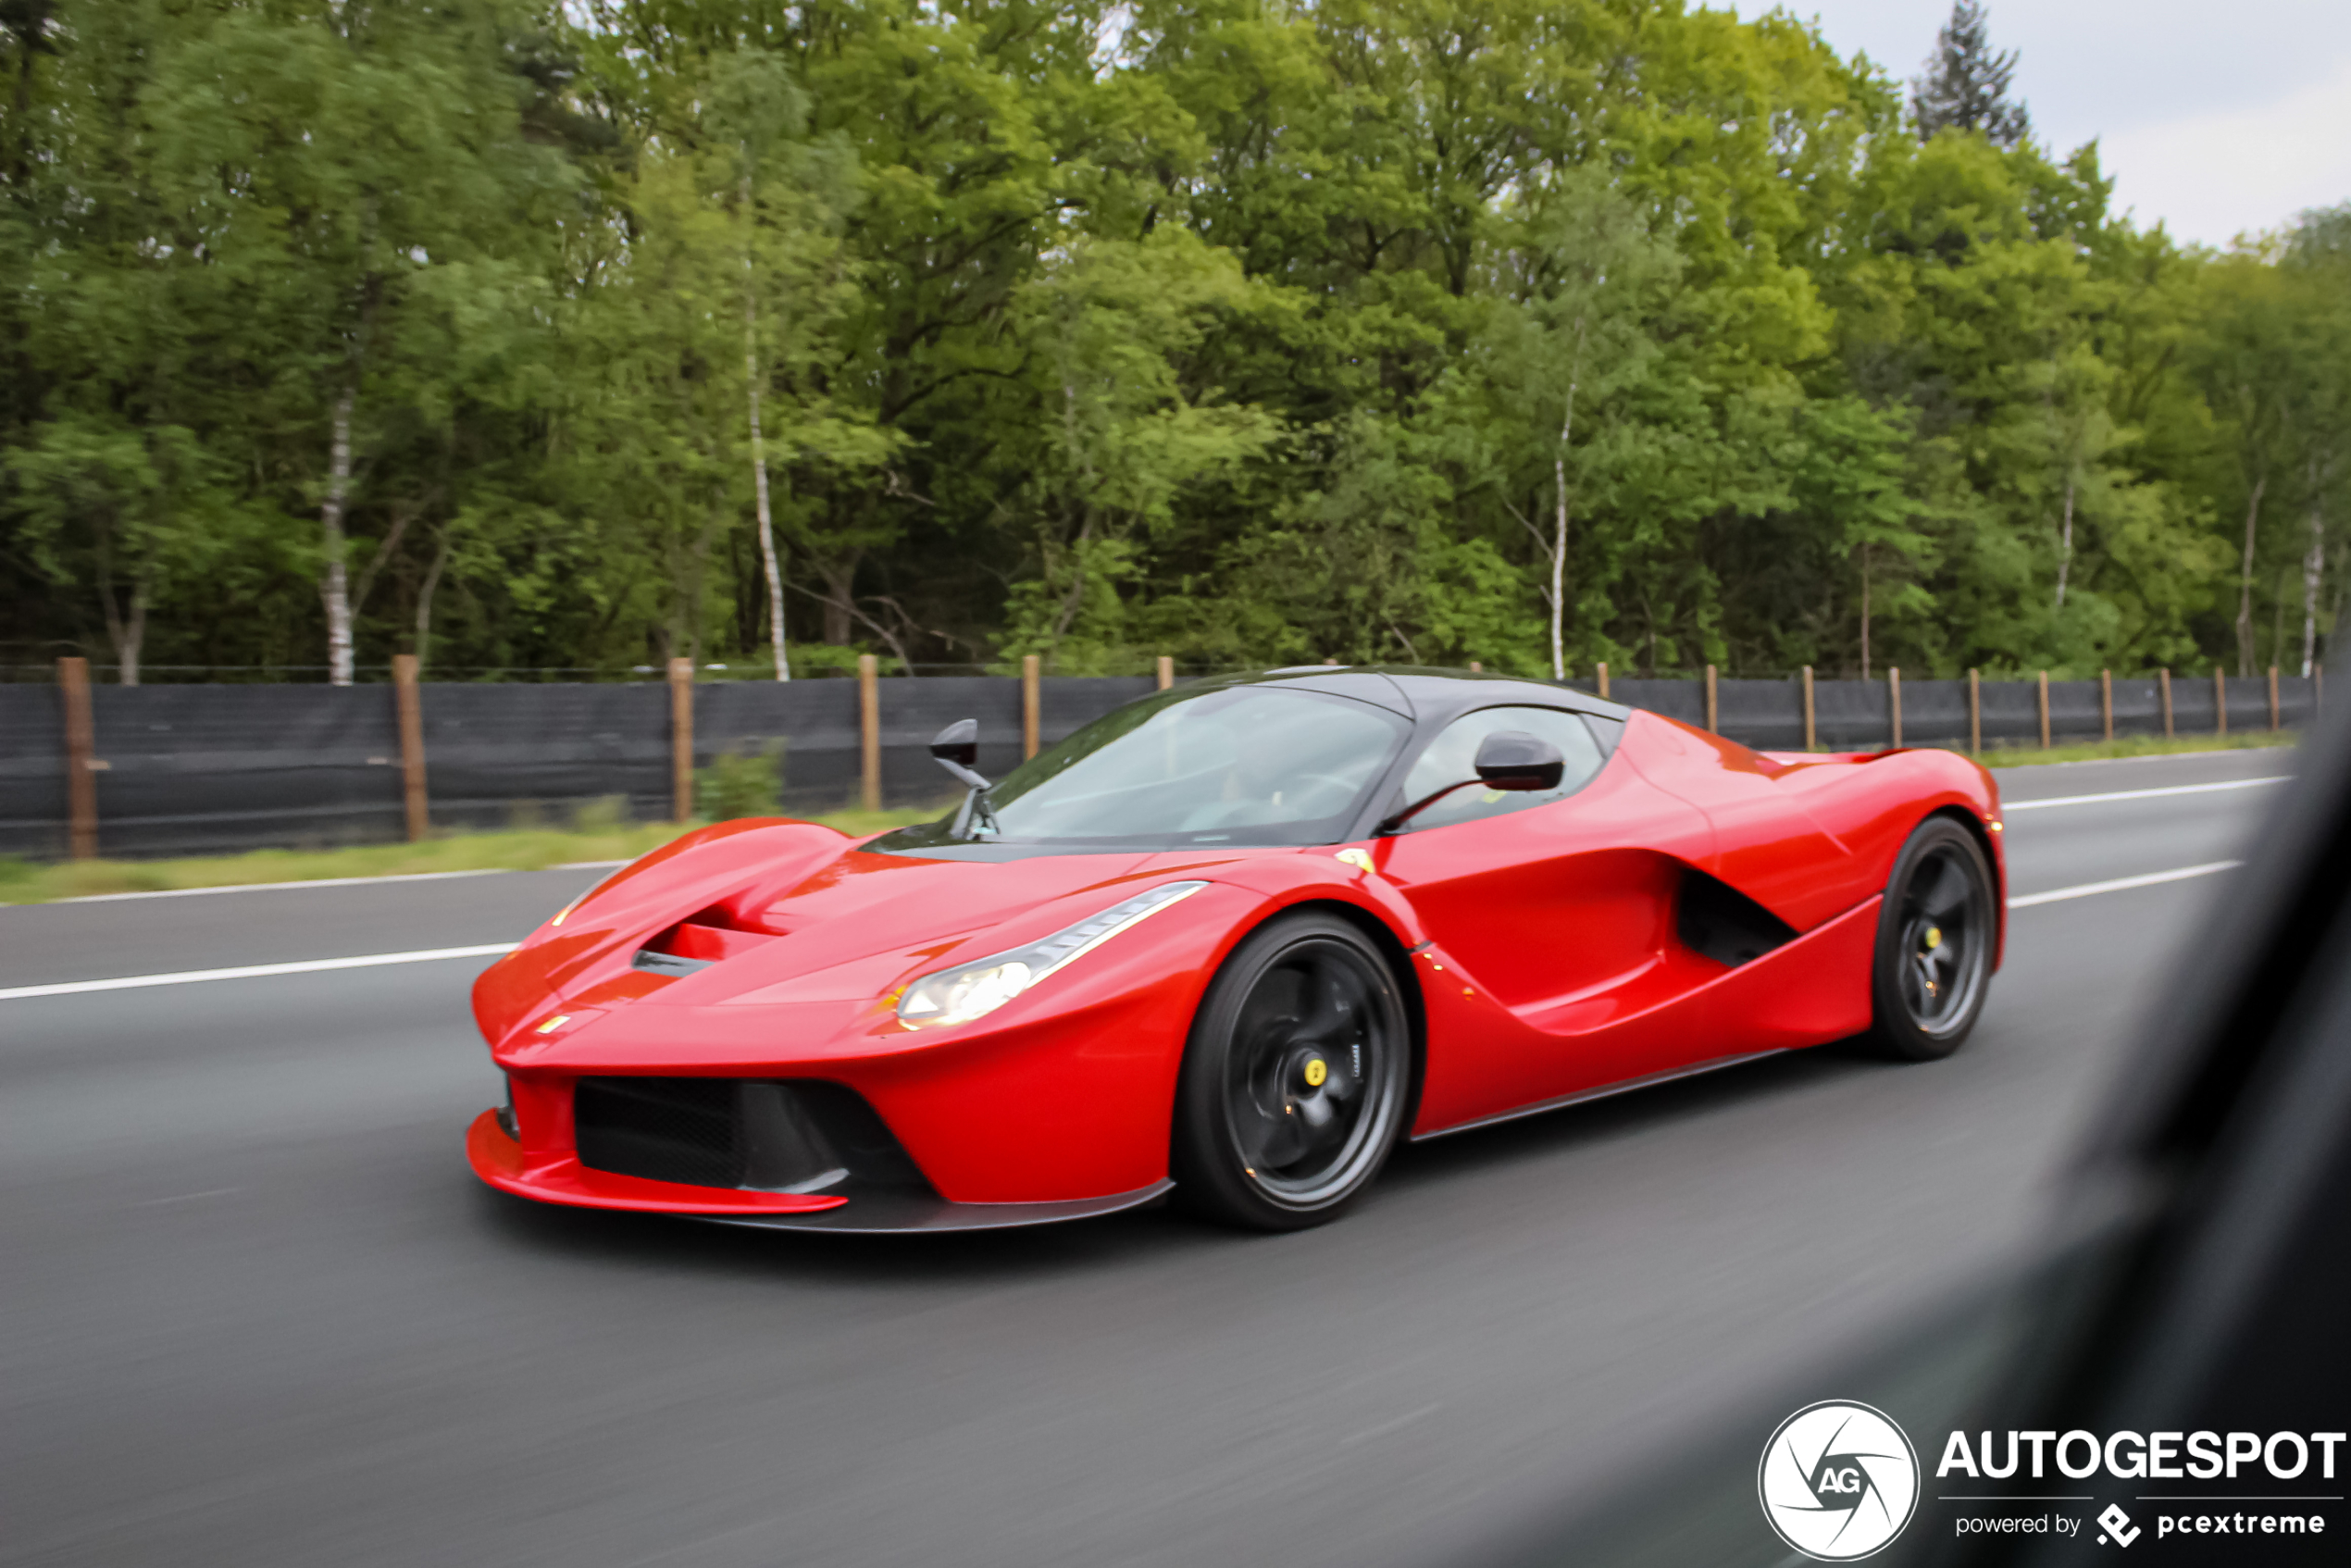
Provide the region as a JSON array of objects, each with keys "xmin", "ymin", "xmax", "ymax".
[
  {"xmin": 1912, "ymin": 1, "xmax": 2030, "ymax": 148},
  {"xmin": 132, "ymin": 0, "xmax": 575, "ymax": 681},
  {"xmin": 1467, "ymin": 177, "xmax": 1681, "ymax": 678},
  {"xmin": 1001, "ymin": 230, "xmax": 1280, "ymax": 670}
]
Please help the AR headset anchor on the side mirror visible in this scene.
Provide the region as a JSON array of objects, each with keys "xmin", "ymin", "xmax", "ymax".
[
  {"xmin": 1474, "ymin": 730, "xmax": 1565, "ymax": 791},
  {"xmin": 929, "ymin": 718, "xmax": 979, "ymax": 767},
  {"xmin": 1378, "ymin": 729, "xmax": 1568, "ymax": 833}
]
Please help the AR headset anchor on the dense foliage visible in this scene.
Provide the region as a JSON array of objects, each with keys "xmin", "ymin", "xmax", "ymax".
[{"xmin": 4, "ymin": 0, "xmax": 2347, "ymax": 683}]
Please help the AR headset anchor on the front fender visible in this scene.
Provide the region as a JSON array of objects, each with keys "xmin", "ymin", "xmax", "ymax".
[{"xmin": 472, "ymin": 817, "xmax": 850, "ymax": 1048}]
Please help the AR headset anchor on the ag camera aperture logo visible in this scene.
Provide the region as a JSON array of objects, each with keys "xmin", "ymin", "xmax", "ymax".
[{"xmin": 1760, "ymin": 1400, "xmax": 1921, "ymax": 1560}]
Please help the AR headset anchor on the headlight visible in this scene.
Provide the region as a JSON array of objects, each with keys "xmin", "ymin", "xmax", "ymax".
[{"xmin": 896, "ymin": 881, "xmax": 1209, "ymax": 1028}]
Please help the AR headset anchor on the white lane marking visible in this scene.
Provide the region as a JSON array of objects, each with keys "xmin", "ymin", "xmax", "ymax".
[
  {"xmin": 2003, "ymin": 777, "xmax": 2289, "ymax": 811},
  {"xmin": 1338, "ymin": 1403, "xmax": 1444, "ymax": 1448},
  {"xmin": 2008, "ymin": 862, "xmax": 2241, "ymax": 909},
  {"xmin": 0, "ymin": 943, "xmax": 516, "ymax": 1002},
  {"xmin": 42, "ymin": 861, "xmax": 629, "ymax": 905},
  {"xmin": 59, "ymin": 869, "xmax": 509, "ymax": 902},
  {"xmin": 133, "ymin": 1188, "xmax": 241, "ymax": 1207}
]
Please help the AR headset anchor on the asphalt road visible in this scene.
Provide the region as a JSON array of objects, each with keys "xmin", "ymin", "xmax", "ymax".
[{"xmin": 0, "ymin": 748, "xmax": 2297, "ymax": 1568}]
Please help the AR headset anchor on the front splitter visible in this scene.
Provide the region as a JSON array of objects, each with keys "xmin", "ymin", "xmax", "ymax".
[{"xmin": 700, "ymin": 1180, "xmax": 1176, "ymax": 1234}]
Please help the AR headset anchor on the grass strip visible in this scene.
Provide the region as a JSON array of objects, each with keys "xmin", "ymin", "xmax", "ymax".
[
  {"xmin": 0, "ymin": 804, "xmax": 940, "ymax": 906},
  {"xmin": 1943, "ymin": 732, "xmax": 2297, "ymax": 768}
]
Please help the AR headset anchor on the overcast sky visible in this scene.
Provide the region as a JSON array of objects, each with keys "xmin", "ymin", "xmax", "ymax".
[{"xmin": 1728, "ymin": 0, "xmax": 2351, "ymax": 246}]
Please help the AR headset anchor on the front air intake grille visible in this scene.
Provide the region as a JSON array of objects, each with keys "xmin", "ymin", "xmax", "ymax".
[
  {"xmin": 573, "ymin": 1076, "xmax": 739, "ymax": 1188},
  {"xmin": 571, "ymin": 1077, "xmax": 930, "ymax": 1196}
]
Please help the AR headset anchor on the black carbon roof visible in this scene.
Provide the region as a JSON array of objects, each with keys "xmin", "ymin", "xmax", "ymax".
[{"xmin": 1188, "ymin": 665, "xmax": 1632, "ymax": 726}]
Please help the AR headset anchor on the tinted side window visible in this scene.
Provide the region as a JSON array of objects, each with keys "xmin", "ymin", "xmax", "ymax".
[{"xmin": 1395, "ymin": 707, "xmax": 1610, "ymax": 832}]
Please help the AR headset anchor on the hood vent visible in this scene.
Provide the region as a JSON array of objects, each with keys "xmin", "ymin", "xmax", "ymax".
[
  {"xmin": 632, "ymin": 948, "xmax": 712, "ymax": 977},
  {"xmin": 631, "ymin": 905, "xmax": 781, "ymax": 977}
]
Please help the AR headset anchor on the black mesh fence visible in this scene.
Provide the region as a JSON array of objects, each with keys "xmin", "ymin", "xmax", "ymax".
[
  {"xmin": 1712, "ymin": 678, "xmax": 1805, "ymax": 750},
  {"xmin": 1979, "ymin": 678, "xmax": 2044, "ymax": 745},
  {"xmin": 0, "ymin": 685, "xmax": 68, "ymax": 860},
  {"xmin": 1603, "ymin": 678, "xmax": 1703, "ymax": 726},
  {"xmin": 420, "ymin": 683, "xmax": 678, "ymax": 832},
  {"xmin": 2170, "ymin": 675, "xmax": 2218, "ymax": 734},
  {"xmin": 2113, "ymin": 678, "xmax": 2165, "ymax": 739},
  {"xmin": 1814, "ymin": 678, "xmax": 1895, "ymax": 749},
  {"xmin": 82, "ymin": 684, "xmax": 408, "ymax": 859},
  {"xmin": 1897, "ymin": 679, "xmax": 1970, "ymax": 746},
  {"xmin": 2, "ymin": 669, "xmax": 2321, "ymax": 861},
  {"xmin": 2048, "ymin": 680, "xmax": 2103, "ymax": 740}
]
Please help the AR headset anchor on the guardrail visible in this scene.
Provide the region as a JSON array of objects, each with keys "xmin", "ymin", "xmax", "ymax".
[{"xmin": 0, "ymin": 658, "xmax": 2318, "ymax": 862}]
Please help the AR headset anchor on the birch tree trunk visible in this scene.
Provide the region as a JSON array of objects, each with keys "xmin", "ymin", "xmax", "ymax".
[
  {"xmin": 93, "ymin": 523, "xmax": 147, "ymax": 686},
  {"xmin": 1549, "ymin": 438, "xmax": 1568, "ymax": 681},
  {"xmin": 742, "ymin": 174, "xmax": 789, "ymax": 680},
  {"xmin": 320, "ymin": 385, "xmax": 357, "ymax": 686},
  {"xmin": 2304, "ymin": 479, "xmax": 2325, "ymax": 678},
  {"xmin": 2053, "ymin": 468, "xmax": 2077, "ymax": 611},
  {"xmin": 2236, "ymin": 470, "xmax": 2267, "ymax": 678},
  {"xmin": 1549, "ymin": 318, "xmax": 1583, "ymax": 681},
  {"xmin": 100, "ymin": 576, "xmax": 147, "ymax": 686},
  {"xmin": 118, "ymin": 582, "xmax": 145, "ymax": 687}
]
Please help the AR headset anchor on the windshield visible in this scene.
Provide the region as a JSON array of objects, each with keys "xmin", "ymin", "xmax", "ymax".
[{"xmin": 878, "ymin": 685, "xmax": 1411, "ymax": 851}]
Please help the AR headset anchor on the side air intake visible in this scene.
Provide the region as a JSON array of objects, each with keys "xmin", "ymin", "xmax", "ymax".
[{"xmin": 1677, "ymin": 868, "xmax": 1799, "ymax": 968}]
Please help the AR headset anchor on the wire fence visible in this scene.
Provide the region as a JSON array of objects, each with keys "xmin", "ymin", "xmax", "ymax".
[
  {"xmin": 0, "ymin": 664, "xmax": 2320, "ymax": 864},
  {"xmin": 0, "ymin": 659, "xmax": 2316, "ymax": 685}
]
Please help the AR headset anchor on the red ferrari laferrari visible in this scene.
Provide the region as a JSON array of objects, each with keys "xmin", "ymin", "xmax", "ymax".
[{"xmin": 468, "ymin": 667, "xmax": 2004, "ymax": 1232}]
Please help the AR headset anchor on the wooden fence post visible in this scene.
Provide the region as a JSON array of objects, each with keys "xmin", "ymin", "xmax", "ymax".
[
  {"xmin": 1801, "ymin": 666, "xmax": 1816, "ymax": 752},
  {"xmin": 1703, "ymin": 664, "xmax": 1718, "ymax": 732},
  {"xmin": 2159, "ymin": 668, "xmax": 2173, "ymax": 737},
  {"xmin": 1887, "ymin": 666, "xmax": 1902, "ymax": 749},
  {"xmin": 392, "ymin": 653, "xmax": 429, "ymax": 842},
  {"xmin": 2100, "ymin": 669, "xmax": 2113, "ymax": 742},
  {"xmin": 2269, "ymin": 665, "xmax": 2281, "ymax": 730},
  {"xmin": 1156, "ymin": 655, "xmax": 1174, "ymax": 691},
  {"xmin": 2214, "ymin": 666, "xmax": 2227, "ymax": 736},
  {"xmin": 1595, "ymin": 661, "xmax": 1610, "ymax": 700},
  {"xmin": 2036, "ymin": 670, "xmax": 2051, "ymax": 750},
  {"xmin": 1968, "ymin": 668, "xmax": 1982, "ymax": 756},
  {"xmin": 57, "ymin": 655, "xmax": 98, "ymax": 861},
  {"xmin": 857, "ymin": 653, "xmax": 881, "ymax": 812},
  {"xmin": 1468, "ymin": 661, "xmax": 1483, "ymax": 673},
  {"xmin": 1021, "ymin": 653, "xmax": 1041, "ymax": 760},
  {"xmin": 668, "ymin": 657, "xmax": 695, "ymax": 823}
]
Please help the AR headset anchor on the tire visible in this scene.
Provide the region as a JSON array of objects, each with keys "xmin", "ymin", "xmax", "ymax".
[
  {"xmin": 1171, "ymin": 913, "xmax": 1412, "ymax": 1231},
  {"xmin": 1865, "ymin": 815, "xmax": 1997, "ymax": 1061}
]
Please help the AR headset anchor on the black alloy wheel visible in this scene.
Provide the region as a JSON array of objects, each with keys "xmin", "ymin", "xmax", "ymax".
[
  {"xmin": 1172, "ymin": 913, "xmax": 1412, "ymax": 1231},
  {"xmin": 1866, "ymin": 815, "xmax": 1997, "ymax": 1061}
]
